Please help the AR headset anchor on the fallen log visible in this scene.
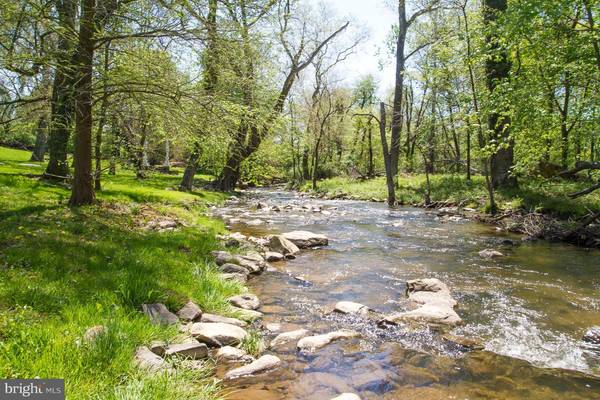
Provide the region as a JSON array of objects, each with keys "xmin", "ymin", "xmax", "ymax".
[{"xmin": 569, "ymin": 180, "xmax": 600, "ymax": 199}]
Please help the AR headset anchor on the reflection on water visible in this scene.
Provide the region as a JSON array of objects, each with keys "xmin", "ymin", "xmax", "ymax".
[{"xmin": 215, "ymin": 189, "xmax": 600, "ymax": 399}]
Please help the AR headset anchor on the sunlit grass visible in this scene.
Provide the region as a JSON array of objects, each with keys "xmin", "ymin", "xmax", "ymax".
[{"xmin": 0, "ymin": 146, "xmax": 235, "ymax": 399}]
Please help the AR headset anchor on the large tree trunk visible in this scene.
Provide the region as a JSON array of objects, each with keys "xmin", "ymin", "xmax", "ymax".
[
  {"xmin": 69, "ymin": 0, "xmax": 96, "ymax": 206},
  {"xmin": 485, "ymin": 0, "xmax": 516, "ymax": 189},
  {"xmin": 30, "ymin": 115, "xmax": 48, "ymax": 162},
  {"xmin": 45, "ymin": 0, "xmax": 76, "ymax": 180}
]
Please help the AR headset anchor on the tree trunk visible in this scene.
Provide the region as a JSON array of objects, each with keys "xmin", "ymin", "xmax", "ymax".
[
  {"xmin": 179, "ymin": 142, "xmax": 201, "ymax": 191},
  {"xmin": 380, "ymin": 102, "xmax": 396, "ymax": 206},
  {"xmin": 30, "ymin": 115, "xmax": 48, "ymax": 162},
  {"xmin": 163, "ymin": 140, "xmax": 171, "ymax": 169},
  {"xmin": 390, "ymin": 1, "xmax": 408, "ymax": 178},
  {"xmin": 367, "ymin": 123, "xmax": 374, "ymax": 177},
  {"xmin": 69, "ymin": 0, "xmax": 96, "ymax": 206},
  {"xmin": 94, "ymin": 42, "xmax": 111, "ymax": 191},
  {"xmin": 45, "ymin": 0, "xmax": 76, "ymax": 180},
  {"xmin": 485, "ymin": 0, "xmax": 516, "ymax": 189}
]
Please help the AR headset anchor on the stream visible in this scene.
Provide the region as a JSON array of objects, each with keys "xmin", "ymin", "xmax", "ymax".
[{"xmin": 213, "ymin": 188, "xmax": 600, "ymax": 399}]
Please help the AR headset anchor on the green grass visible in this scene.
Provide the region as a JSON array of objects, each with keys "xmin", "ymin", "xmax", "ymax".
[
  {"xmin": 305, "ymin": 173, "xmax": 600, "ymax": 218},
  {"xmin": 0, "ymin": 146, "xmax": 242, "ymax": 399}
]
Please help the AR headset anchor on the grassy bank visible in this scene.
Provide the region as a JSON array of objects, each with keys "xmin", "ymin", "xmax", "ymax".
[
  {"xmin": 0, "ymin": 147, "xmax": 241, "ymax": 399},
  {"xmin": 303, "ymin": 174, "xmax": 600, "ymax": 218}
]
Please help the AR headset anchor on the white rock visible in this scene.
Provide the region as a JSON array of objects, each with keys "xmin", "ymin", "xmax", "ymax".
[
  {"xmin": 189, "ymin": 322, "xmax": 247, "ymax": 347},
  {"xmin": 282, "ymin": 231, "xmax": 329, "ymax": 248},
  {"xmin": 216, "ymin": 346, "xmax": 254, "ymax": 362},
  {"xmin": 331, "ymin": 394, "xmax": 361, "ymax": 400},
  {"xmin": 229, "ymin": 294, "xmax": 260, "ymax": 310},
  {"xmin": 383, "ymin": 304, "xmax": 462, "ymax": 326},
  {"xmin": 479, "ymin": 249, "xmax": 504, "ymax": 259},
  {"xmin": 265, "ymin": 251, "xmax": 285, "ymax": 262},
  {"xmin": 297, "ymin": 330, "xmax": 360, "ymax": 352},
  {"xmin": 224, "ymin": 355, "xmax": 281, "ymax": 379},
  {"xmin": 270, "ymin": 329, "xmax": 310, "ymax": 348},
  {"xmin": 334, "ymin": 301, "xmax": 369, "ymax": 315}
]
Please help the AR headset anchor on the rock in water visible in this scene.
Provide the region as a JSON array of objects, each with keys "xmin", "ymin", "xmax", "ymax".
[
  {"xmin": 228, "ymin": 294, "xmax": 260, "ymax": 310},
  {"xmin": 331, "ymin": 394, "xmax": 361, "ymax": 400},
  {"xmin": 334, "ymin": 301, "xmax": 369, "ymax": 315},
  {"xmin": 297, "ymin": 330, "xmax": 360, "ymax": 352},
  {"xmin": 382, "ymin": 278, "xmax": 462, "ymax": 327},
  {"xmin": 189, "ymin": 322, "xmax": 247, "ymax": 347},
  {"xmin": 134, "ymin": 346, "xmax": 169, "ymax": 372},
  {"xmin": 268, "ymin": 235, "xmax": 300, "ymax": 257},
  {"xmin": 282, "ymin": 231, "xmax": 329, "ymax": 248},
  {"xmin": 479, "ymin": 249, "xmax": 504, "ymax": 259},
  {"xmin": 201, "ymin": 313, "xmax": 248, "ymax": 327},
  {"xmin": 265, "ymin": 251, "xmax": 285, "ymax": 262},
  {"xmin": 176, "ymin": 301, "xmax": 202, "ymax": 322},
  {"xmin": 164, "ymin": 342, "xmax": 209, "ymax": 359},
  {"xmin": 216, "ymin": 346, "xmax": 254, "ymax": 363},
  {"xmin": 142, "ymin": 303, "xmax": 179, "ymax": 325},
  {"xmin": 270, "ymin": 329, "xmax": 310, "ymax": 348},
  {"xmin": 583, "ymin": 327, "xmax": 600, "ymax": 345},
  {"xmin": 224, "ymin": 355, "xmax": 282, "ymax": 379},
  {"xmin": 219, "ymin": 263, "xmax": 250, "ymax": 275}
]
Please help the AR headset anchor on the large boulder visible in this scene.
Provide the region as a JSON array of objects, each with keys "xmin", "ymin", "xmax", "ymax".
[
  {"xmin": 201, "ymin": 313, "xmax": 247, "ymax": 327},
  {"xmin": 141, "ymin": 303, "xmax": 179, "ymax": 325},
  {"xmin": 176, "ymin": 301, "xmax": 202, "ymax": 322},
  {"xmin": 270, "ymin": 329, "xmax": 310, "ymax": 348},
  {"xmin": 268, "ymin": 235, "xmax": 300, "ymax": 258},
  {"xmin": 334, "ymin": 301, "xmax": 369, "ymax": 315},
  {"xmin": 228, "ymin": 294, "xmax": 260, "ymax": 310},
  {"xmin": 297, "ymin": 330, "xmax": 360, "ymax": 352},
  {"xmin": 189, "ymin": 322, "xmax": 247, "ymax": 347},
  {"xmin": 224, "ymin": 355, "xmax": 282, "ymax": 379},
  {"xmin": 282, "ymin": 231, "xmax": 329, "ymax": 248},
  {"xmin": 219, "ymin": 263, "xmax": 250, "ymax": 275},
  {"xmin": 383, "ymin": 305, "xmax": 462, "ymax": 326}
]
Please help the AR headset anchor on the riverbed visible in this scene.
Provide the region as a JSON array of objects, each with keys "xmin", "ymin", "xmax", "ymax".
[{"xmin": 214, "ymin": 188, "xmax": 600, "ymax": 399}]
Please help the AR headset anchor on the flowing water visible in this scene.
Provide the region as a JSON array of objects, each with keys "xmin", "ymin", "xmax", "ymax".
[{"xmin": 214, "ymin": 188, "xmax": 600, "ymax": 399}]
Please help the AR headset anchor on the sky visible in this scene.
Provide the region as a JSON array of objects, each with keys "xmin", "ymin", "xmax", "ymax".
[{"xmin": 314, "ymin": 0, "xmax": 398, "ymax": 95}]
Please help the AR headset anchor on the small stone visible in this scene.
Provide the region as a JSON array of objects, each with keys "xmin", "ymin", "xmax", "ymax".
[
  {"xmin": 224, "ymin": 355, "xmax": 282, "ymax": 379},
  {"xmin": 164, "ymin": 342, "xmax": 209, "ymax": 359},
  {"xmin": 229, "ymin": 294, "xmax": 260, "ymax": 310},
  {"xmin": 142, "ymin": 303, "xmax": 179, "ymax": 325},
  {"xmin": 265, "ymin": 251, "xmax": 285, "ymax": 262},
  {"xmin": 201, "ymin": 313, "xmax": 247, "ymax": 327},
  {"xmin": 189, "ymin": 322, "xmax": 248, "ymax": 347},
  {"xmin": 216, "ymin": 346, "xmax": 254, "ymax": 362},
  {"xmin": 232, "ymin": 307, "xmax": 263, "ymax": 321},
  {"xmin": 134, "ymin": 346, "xmax": 168, "ymax": 372},
  {"xmin": 442, "ymin": 334, "xmax": 484, "ymax": 350},
  {"xmin": 479, "ymin": 249, "xmax": 504, "ymax": 259},
  {"xmin": 334, "ymin": 301, "xmax": 369, "ymax": 315},
  {"xmin": 176, "ymin": 301, "xmax": 202, "ymax": 322},
  {"xmin": 297, "ymin": 330, "xmax": 360, "ymax": 352},
  {"xmin": 264, "ymin": 322, "xmax": 282, "ymax": 333},
  {"xmin": 83, "ymin": 325, "xmax": 106, "ymax": 343},
  {"xmin": 271, "ymin": 329, "xmax": 310, "ymax": 348},
  {"xmin": 246, "ymin": 218, "xmax": 264, "ymax": 226},
  {"xmin": 583, "ymin": 327, "xmax": 600, "ymax": 345},
  {"xmin": 212, "ymin": 251, "xmax": 236, "ymax": 266}
]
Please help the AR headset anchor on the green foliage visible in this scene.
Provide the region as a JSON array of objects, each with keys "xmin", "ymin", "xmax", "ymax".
[{"xmin": 0, "ymin": 147, "xmax": 237, "ymax": 399}]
